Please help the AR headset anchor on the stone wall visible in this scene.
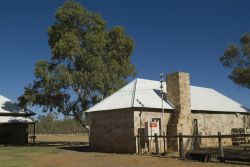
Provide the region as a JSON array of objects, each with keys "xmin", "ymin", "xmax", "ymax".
[
  {"xmin": 166, "ymin": 72, "xmax": 193, "ymax": 151},
  {"xmin": 89, "ymin": 109, "xmax": 136, "ymax": 153},
  {"xmin": 192, "ymin": 112, "xmax": 249, "ymax": 147},
  {"xmin": 134, "ymin": 110, "xmax": 171, "ymax": 153},
  {"xmin": 89, "ymin": 108, "xmax": 249, "ymax": 153}
]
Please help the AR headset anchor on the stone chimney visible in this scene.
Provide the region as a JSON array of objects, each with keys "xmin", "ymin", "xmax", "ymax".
[{"xmin": 166, "ymin": 72, "xmax": 192, "ymax": 151}]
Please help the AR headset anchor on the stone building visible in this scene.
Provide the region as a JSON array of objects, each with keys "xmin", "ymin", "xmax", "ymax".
[
  {"xmin": 86, "ymin": 72, "xmax": 250, "ymax": 153},
  {"xmin": 0, "ymin": 95, "xmax": 35, "ymax": 145}
]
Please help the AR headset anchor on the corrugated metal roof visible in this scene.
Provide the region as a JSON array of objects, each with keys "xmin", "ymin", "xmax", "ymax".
[
  {"xmin": 86, "ymin": 79, "xmax": 173, "ymax": 112},
  {"xmin": 86, "ymin": 78, "xmax": 250, "ymax": 113},
  {"xmin": 0, "ymin": 116, "xmax": 33, "ymax": 124},
  {"xmin": 133, "ymin": 79, "xmax": 172, "ymax": 109},
  {"xmin": 0, "ymin": 95, "xmax": 34, "ymax": 115},
  {"xmin": 0, "ymin": 95, "xmax": 34, "ymax": 123},
  {"xmin": 190, "ymin": 86, "xmax": 249, "ymax": 112}
]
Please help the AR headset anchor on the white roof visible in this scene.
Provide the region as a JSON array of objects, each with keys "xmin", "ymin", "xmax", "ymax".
[
  {"xmin": 190, "ymin": 86, "xmax": 249, "ymax": 112},
  {"xmin": 86, "ymin": 78, "xmax": 250, "ymax": 113},
  {"xmin": 0, "ymin": 95, "xmax": 34, "ymax": 124},
  {"xmin": 0, "ymin": 95, "xmax": 33, "ymax": 115},
  {"xmin": 86, "ymin": 79, "xmax": 173, "ymax": 113},
  {"xmin": 0, "ymin": 116, "xmax": 33, "ymax": 124}
]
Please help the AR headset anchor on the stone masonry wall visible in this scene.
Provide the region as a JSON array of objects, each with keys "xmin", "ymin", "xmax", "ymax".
[
  {"xmin": 134, "ymin": 110, "xmax": 170, "ymax": 153},
  {"xmin": 133, "ymin": 110, "xmax": 248, "ymax": 152},
  {"xmin": 192, "ymin": 112, "xmax": 247, "ymax": 147},
  {"xmin": 89, "ymin": 109, "xmax": 248, "ymax": 153},
  {"xmin": 89, "ymin": 109, "xmax": 135, "ymax": 153},
  {"xmin": 167, "ymin": 72, "xmax": 193, "ymax": 151}
]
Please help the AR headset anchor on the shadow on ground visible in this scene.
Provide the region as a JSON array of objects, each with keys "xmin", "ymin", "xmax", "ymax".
[
  {"xmin": 192, "ymin": 146, "xmax": 250, "ymax": 165},
  {"xmin": 28, "ymin": 141, "xmax": 92, "ymax": 152},
  {"xmin": 28, "ymin": 141, "xmax": 89, "ymax": 148},
  {"xmin": 196, "ymin": 146, "xmax": 250, "ymax": 159},
  {"xmin": 59, "ymin": 145, "xmax": 91, "ymax": 152}
]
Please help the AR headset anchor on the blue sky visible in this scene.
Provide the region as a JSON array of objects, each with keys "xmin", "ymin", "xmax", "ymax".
[{"xmin": 0, "ymin": 0, "xmax": 249, "ymax": 114}]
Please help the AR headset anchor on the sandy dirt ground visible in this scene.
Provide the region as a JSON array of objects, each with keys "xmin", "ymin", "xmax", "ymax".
[
  {"xmin": 28, "ymin": 135, "xmax": 248, "ymax": 167},
  {"xmin": 31, "ymin": 151, "xmax": 225, "ymax": 167},
  {"xmin": 32, "ymin": 149, "xmax": 247, "ymax": 167}
]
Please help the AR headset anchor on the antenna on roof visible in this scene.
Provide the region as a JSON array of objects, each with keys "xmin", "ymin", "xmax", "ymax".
[
  {"xmin": 160, "ymin": 73, "xmax": 164, "ymax": 89},
  {"xmin": 160, "ymin": 73, "xmax": 166, "ymax": 153}
]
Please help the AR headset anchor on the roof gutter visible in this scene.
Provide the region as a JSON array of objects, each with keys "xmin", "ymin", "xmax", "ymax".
[{"xmin": 0, "ymin": 112, "xmax": 35, "ymax": 117}]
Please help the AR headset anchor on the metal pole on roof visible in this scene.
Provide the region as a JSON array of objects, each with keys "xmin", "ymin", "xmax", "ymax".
[
  {"xmin": 160, "ymin": 74, "xmax": 164, "ymax": 133},
  {"xmin": 160, "ymin": 73, "xmax": 166, "ymax": 153}
]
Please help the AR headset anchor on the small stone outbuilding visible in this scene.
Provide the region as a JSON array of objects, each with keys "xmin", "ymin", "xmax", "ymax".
[
  {"xmin": 86, "ymin": 72, "xmax": 250, "ymax": 153},
  {"xmin": 0, "ymin": 95, "xmax": 35, "ymax": 145}
]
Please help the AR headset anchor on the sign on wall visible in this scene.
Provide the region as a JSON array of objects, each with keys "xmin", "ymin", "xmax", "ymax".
[{"xmin": 145, "ymin": 121, "xmax": 160, "ymax": 136}]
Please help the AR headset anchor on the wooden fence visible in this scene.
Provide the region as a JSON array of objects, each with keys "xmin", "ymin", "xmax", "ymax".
[{"xmin": 136, "ymin": 132, "xmax": 250, "ymax": 162}]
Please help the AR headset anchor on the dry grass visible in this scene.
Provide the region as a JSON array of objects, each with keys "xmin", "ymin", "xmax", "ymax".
[
  {"xmin": 34, "ymin": 134, "xmax": 88, "ymax": 143},
  {"xmin": 0, "ymin": 135, "xmax": 248, "ymax": 167}
]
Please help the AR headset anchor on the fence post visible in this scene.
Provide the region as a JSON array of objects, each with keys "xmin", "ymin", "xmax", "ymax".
[
  {"xmin": 33, "ymin": 122, "xmax": 36, "ymax": 144},
  {"xmin": 155, "ymin": 134, "xmax": 159, "ymax": 156},
  {"xmin": 137, "ymin": 135, "xmax": 141, "ymax": 154},
  {"xmin": 179, "ymin": 133, "xmax": 184, "ymax": 159},
  {"xmin": 163, "ymin": 132, "xmax": 166, "ymax": 154},
  {"xmin": 218, "ymin": 132, "xmax": 224, "ymax": 162},
  {"xmin": 193, "ymin": 119, "xmax": 198, "ymax": 149}
]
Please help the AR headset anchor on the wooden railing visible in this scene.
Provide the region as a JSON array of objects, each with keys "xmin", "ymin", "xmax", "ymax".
[{"xmin": 136, "ymin": 132, "xmax": 250, "ymax": 162}]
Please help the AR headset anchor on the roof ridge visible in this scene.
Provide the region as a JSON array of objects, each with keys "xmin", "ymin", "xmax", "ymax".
[
  {"xmin": 131, "ymin": 78, "xmax": 137, "ymax": 107},
  {"xmin": 85, "ymin": 79, "xmax": 137, "ymax": 112},
  {"xmin": 0, "ymin": 95, "xmax": 11, "ymax": 101},
  {"xmin": 136, "ymin": 78, "xmax": 162, "ymax": 82},
  {"xmin": 190, "ymin": 85, "xmax": 213, "ymax": 90}
]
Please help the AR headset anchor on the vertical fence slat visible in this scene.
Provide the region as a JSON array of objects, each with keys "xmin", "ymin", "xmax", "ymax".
[
  {"xmin": 218, "ymin": 132, "xmax": 224, "ymax": 162},
  {"xmin": 155, "ymin": 134, "xmax": 159, "ymax": 156},
  {"xmin": 33, "ymin": 122, "xmax": 36, "ymax": 144},
  {"xmin": 163, "ymin": 132, "xmax": 166, "ymax": 153},
  {"xmin": 137, "ymin": 135, "xmax": 141, "ymax": 154}
]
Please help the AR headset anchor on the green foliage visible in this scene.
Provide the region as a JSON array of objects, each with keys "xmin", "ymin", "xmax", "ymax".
[
  {"xmin": 18, "ymin": 1, "xmax": 136, "ymax": 128},
  {"xmin": 29, "ymin": 113, "xmax": 86, "ymax": 134},
  {"xmin": 220, "ymin": 33, "xmax": 250, "ymax": 88}
]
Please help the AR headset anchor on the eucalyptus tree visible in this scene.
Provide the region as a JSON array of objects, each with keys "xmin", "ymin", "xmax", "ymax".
[
  {"xmin": 220, "ymin": 33, "xmax": 250, "ymax": 89},
  {"xmin": 19, "ymin": 2, "xmax": 136, "ymax": 129}
]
